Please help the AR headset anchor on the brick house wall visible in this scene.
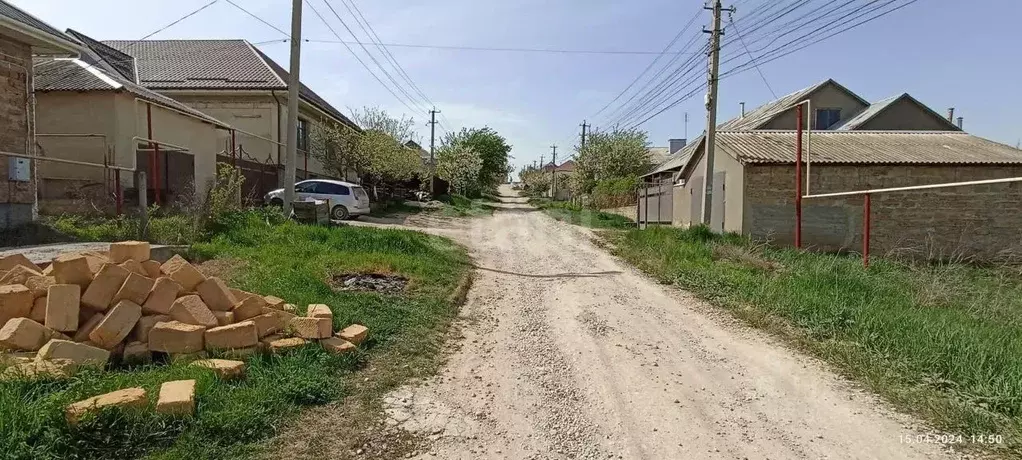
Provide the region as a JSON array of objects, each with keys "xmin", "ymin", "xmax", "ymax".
[
  {"xmin": 0, "ymin": 36, "xmax": 34, "ymax": 229},
  {"xmin": 743, "ymin": 163, "xmax": 1022, "ymax": 261}
]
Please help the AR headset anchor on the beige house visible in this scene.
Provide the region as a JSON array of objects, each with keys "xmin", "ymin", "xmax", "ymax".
[
  {"xmin": 0, "ymin": 1, "xmax": 81, "ymax": 228},
  {"xmin": 643, "ymin": 79, "xmax": 1022, "ymax": 260},
  {"xmin": 33, "ymin": 30, "xmax": 229, "ymax": 213},
  {"xmin": 100, "ymin": 38, "xmax": 362, "ymax": 201}
]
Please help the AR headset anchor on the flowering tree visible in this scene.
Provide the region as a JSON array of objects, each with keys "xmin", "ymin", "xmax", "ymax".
[
  {"xmin": 436, "ymin": 144, "xmax": 483, "ymax": 195},
  {"xmin": 310, "ymin": 106, "xmax": 424, "ymax": 183}
]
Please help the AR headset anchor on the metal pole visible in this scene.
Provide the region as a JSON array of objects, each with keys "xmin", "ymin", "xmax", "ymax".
[
  {"xmin": 115, "ymin": 170, "xmax": 122, "ymax": 216},
  {"xmin": 700, "ymin": 0, "xmax": 732, "ymax": 225},
  {"xmin": 231, "ymin": 129, "xmax": 237, "ymax": 166},
  {"xmin": 580, "ymin": 121, "xmax": 589, "ymax": 149},
  {"xmin": 146, "ymin": 103, "xmax": 157, "ymax": 205},
  {"xmin": 550, "ymin": 145, "xmax": 557, "ymax": 199},
  {"xmin": 137, "ymin": 171, "xmax": 148, "ymax": 239},
  {"xmin": 795, "ymin": 103, "xmax": 803, "ymax": 249},
  {"xmin": 429, "ymin": 109, "xmax": 439, "ymax": 194},
  {"xmin": 282, "ymin": 0, "xmax": 303, "ymax": 213},
  {"xmin": 863, "ymin": 193, "xmax": 871, "ymax": 269}
]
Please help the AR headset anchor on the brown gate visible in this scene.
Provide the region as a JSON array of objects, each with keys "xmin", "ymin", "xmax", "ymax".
[{"xmin": 636, "ymin": 182, "xmax": 673, "ymax": 228}]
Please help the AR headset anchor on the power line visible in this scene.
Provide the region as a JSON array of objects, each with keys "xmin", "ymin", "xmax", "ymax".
[
  {"xmin": 589, "ymin": 9, "xmax": 702, "ymax": 120},
  {"xmin": 225, "ymin": 0, "xmax": 289, "ymax": 36},
  {"xmin": 728, "ymin": 19, "xmax": 776, "ymax": 98},
  {"xmin": 605, "ymin": 42, "xmax": 708, "ymax": 128},
  {"xmin": 301, "ymin": 38, "xmax": 705, "ymax": 56},
  {"xmin": 137, "ymin": 0, "xmax": 221, "ymax": 41},
  {"xmin": 302, "ymin": 0, "xmax": 423, "ymax": 115}
]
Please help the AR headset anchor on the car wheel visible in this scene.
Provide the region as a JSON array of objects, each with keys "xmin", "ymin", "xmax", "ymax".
[{"xmin": 331, "ymin": 205, "xmax": 350, "ymax": 220}]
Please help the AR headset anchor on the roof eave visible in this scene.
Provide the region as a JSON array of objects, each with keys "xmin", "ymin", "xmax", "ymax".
[{"xmin": 0, "ymin": 16, "xmax": 82, "ymax": 56}]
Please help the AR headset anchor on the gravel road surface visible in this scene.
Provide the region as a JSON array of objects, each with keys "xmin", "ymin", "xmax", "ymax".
[{"xmin": 384, "ymin": 187, "xmax": 956, "ymax": 460}]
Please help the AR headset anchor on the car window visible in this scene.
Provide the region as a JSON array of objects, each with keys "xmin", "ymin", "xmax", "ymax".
[
  {"xmin": 329, "ymin": 184, "xmax": 351, "ymax": 195},
  {"xmin": 295, "ymin": 181, "xmax": 318, "ymax": 193}
]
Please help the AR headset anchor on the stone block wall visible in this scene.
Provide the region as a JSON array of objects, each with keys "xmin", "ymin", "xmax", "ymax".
[
  {"xmin": 0, "ymin": 36, "xmax": 34, "ymax": 229},
  {"xmin": 744, "ymin": 163, "xmax": 1022, "ymax": 261}
]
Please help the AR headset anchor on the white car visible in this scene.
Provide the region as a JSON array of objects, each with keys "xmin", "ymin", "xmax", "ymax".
[{"xmin": 265, "ymin": 179, "xmax": 371, "ymax": 220}]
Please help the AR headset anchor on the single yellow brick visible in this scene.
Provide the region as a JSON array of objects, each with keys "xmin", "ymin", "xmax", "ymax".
[
  {"xmin": 289, "ymin": 317, "xmax": 331, "ymax": 339},
  {"xmin": 1, "ymin": 358, "xmax": 75, "ymax": 381},
  {"xmin": 263, "ymin": 295, "xmax": 286, "ymax": 309},
  {"xmin": 168, "ymin": 263, "xmax": 205, "ymax": 292},
  {"xmin": 66, "ymin": 387, "xmax": 147, "ymax": 425},
  {"xmin": 160, "ymin": 254, "xmax": 188, "ymax": 276},
  {"xmin": 232, "ymin": 295, "xmax": 267, "ymax": 321},
  {"xmin": 267, "ymin": 337, "xmax": 308, "ymax": 354},
  {"xmin": 37, "ymin": 339, "xmax": 110, "ymax": 367},
  {"xmin": 170, "ymin": 295, "xmax": 218, "ymax": 328},
  {"xmin": 156, "ymin": 379, "xmax": 195, "ymax": 415},
  {"xmin": 141, "ymin": 260, "xmax": 162, "ymax": 279},
  {"xmin": 320, "ymin": 337, "xmax": 356, "ymax": 355},
  {"xmin": 204, "ymin": 321, "xmax": 258, "ymax": 351},
  {"xmin": 73, "ymin": 313, "xmax": 104, "ymax": 342},
  {"xmin": 142, "ymin": 277, "xmax": 182, "ymax": 315},
  {"xmin": 0, "ymin": 318, "xmax": 51, "ymax": 351},
  {"xmin": 45, "ymin": 284, "xmax": 80, "ymax": 332},
  {"xmin": 132, "ymin": 314, "xmax": 171, "ymax": 343},
  {"xmin": 112, "ymin": 273, "xmax": 155, "ymax": 306},
  {"xmin": 109, "ymin": 241, "xmax": 150, "ymax": 263},
  {"xmin": 51, "ymin": 255, "xmax": 93, "ymax": 288},
  {"xmin": 81, "ymin": 264, "xmax": 130, "ymax": 311},
  {"xmin": 249, "ymin": 312, "xmax": 282, "ymax": 338},
  {"xmin": 229, "ymin": 288, "xmax": 254, "ymax": 302},
  {"xmin": 196, "ymin": 277, "xmax": 238, "ymax": 312},
  {"xmin": 192, "ymin": 358, "xmax": 245, "ymax": 379},
  {"xmin": 337, "ymin": 324, "xmax": 369, "ymax": 345},
  {"xmin": 148, "ymin": 321, "xmax": 205, "ymax": 354},
  {"xmin": 0, "ymin": 284, "xmax": 33, "ymax": 326},
  {"xmin": 306, "ymin": 304, "xmax": 332, "ymax": 320},
  {"xmin": 0, "ymin": 265, "xmax": 42, "ymax": 286},
  {"xmin": 88, "ymin": 300, "xmax": 142, "ymax": 349},
  {"xmin": 30, "ymin": 297, "xmax": 46, "ymax": 323},
  {"xmin": 212, "ymin": 310, "xmax": 234, "ymax": 326}
]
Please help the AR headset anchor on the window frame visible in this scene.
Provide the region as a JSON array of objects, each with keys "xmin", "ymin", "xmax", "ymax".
[
  {"xmin": 296, "ymin": 118, "xmax": 310, "ymax": 153},
  {"xmin": 814, "ymin": 108, "xmax": 841, "ymax": 130}
]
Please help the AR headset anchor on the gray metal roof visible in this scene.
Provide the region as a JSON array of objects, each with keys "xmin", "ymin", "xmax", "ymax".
[
  {"xmin": 66, "ymin": 30, "xmax": 135, "ymax": 82},
  {"xmin": 647, "ymin": 147, "xmax": 670, "ymax": 164},
  {"xmin": 0, "ymin": 1, "xmax": 79, "ymax": 49},
  {"xmin": 716, "ymin": 131, "xmax": 1022, "ymax": 165},
  {"xmin": 103, "ymin": 39, "xmax": 284, "ymax": 89},
  {"xmin": 833, "ymin": 93, "xmax": 960, "ymax": 131},
  {"xmin": 647, "ymin": 134, "xmax": 702, "ymax": 176}
]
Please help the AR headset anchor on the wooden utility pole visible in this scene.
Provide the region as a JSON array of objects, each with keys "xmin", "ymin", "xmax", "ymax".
[
  {"xmin": 429, "ymin": 108, "xmax": 440, "ymax": 194},
  {"xmin": 282, "ymin": 0, "xmax": 303, "ymax": 214},
  {"xmin": 700, "ymin": 0, "xmax": 734, "ymax": 225},
  {"xmin": 580, "ymin": 121, "xmax": 590, "ymax": 149}
]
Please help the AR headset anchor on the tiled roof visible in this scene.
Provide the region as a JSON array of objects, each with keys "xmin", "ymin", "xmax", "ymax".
[
  {"xmin": 716, "ymin": 131, "xmax": 1022, "ymax": 165},
  {"xmin": 66, "ymin": 30, "xmax": 135, "ymax": 82},
  {"xmin": 647, "ymin": 135, "xmax": 701, "ymax": 176},
  {"xmin": 34, "ymin": 55, "xmax": 228, "ymax": 128},
  {"xmin": 0, "ymin": 1, "xmax": 78, "ymax": 49},
  {"xmin": 103, "ymin": 39, "xmax": 284, "ymax": 89},
  {"xmin": 717, "ymin": 79, "xmax": 868, "ymax": 131}
]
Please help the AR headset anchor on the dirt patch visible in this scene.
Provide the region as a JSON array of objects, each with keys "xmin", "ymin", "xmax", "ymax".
[
  {"xmin": 195, "ymin": 257, "xmax": 247, "ymax": 281},
  {"xmin": 331, "ymin": 273, "xmax": 409, "ymax": 294}
]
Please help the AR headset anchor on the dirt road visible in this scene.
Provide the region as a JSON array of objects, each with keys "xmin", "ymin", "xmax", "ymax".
[{"xmin": 381, "ymin": 188, "xmax": 955, "ymax": 460}]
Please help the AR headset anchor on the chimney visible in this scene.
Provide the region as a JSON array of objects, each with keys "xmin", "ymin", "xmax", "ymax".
[
  {"xmin": 740, "ymin": 102, "xmax": 746, "ymax": 118},
  {"xmin": 947, "ymin": 107, "xmax": 955, "ymax": 122},
  {"xmin": 669, "ymin": 138, "xmax": 687, "ymax": 155},
  {"xmin": 956, "ymin": 117, "xmax": 963, "ymax": 130}
]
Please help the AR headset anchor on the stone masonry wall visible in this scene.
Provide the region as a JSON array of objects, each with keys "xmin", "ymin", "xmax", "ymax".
[
  {"xmin": 744, "ymin": 163, "xmax": 1022, "ymax": 261},
  {"xmin": 0, "ymin": 36, "xmax": 34, "ymax": 229}
]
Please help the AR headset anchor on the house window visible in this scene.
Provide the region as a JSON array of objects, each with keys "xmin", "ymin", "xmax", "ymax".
[
  {"xmin": 297, "ymin": 119, "xmax": 309, "ymax": 152},
  {"xmin": 815, "ymin": 109, "xmax": 841, "ymax": 130}
]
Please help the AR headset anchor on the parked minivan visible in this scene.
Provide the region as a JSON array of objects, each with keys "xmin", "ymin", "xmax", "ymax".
[{"xmin": 265, "ymin": 179, "xmax": 371, "ymax": 220}]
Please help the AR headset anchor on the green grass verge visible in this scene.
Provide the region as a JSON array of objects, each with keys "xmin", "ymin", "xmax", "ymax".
[
  {"xmin": 436, "ymin": 194, "xmax": 494, "ymax": 217},
  {"xmin": 0, "ymin": 212, "xmax": 470, "ymax": 460},
  {"xmin": 530, "ymin": 198, "xmax": 634, "ymax": 229},
  {"xmin": 607, "ymin": 225, "xmax": 1022, "ymax": 457}
]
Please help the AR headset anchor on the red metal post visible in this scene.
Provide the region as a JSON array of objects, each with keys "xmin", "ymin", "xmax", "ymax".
[
  {"xmin": 795, "ymin": 103, "xmax": 803, "ymax": 249},
  {"xmin": 114, "ymin": 170, "xmax": 122, "ymax": 215},
  {"xmin": 863, "ymin": 193, "xmax": 871, "ymax": 269}
]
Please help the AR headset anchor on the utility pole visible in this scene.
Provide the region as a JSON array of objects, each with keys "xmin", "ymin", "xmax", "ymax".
[
  {"xmin": 550, "ymin": 145, "xmax": 558, "ymax": 199},
  {"xmin": 700, "ymin": 0, "xmax": 733, "ymax": 225},
  {"xmin": 684, "ymin": 112, "xmax": 689, "ymax": 140},
  {"xmin": 428, "ymin": 108, "xmax": 440, "ymax": 194},
  {"xmin": 580, "ymin": 121, "xmax": 590, "ymax": 149},
  {"xmin": 282, "ymin": 0, "xmax": 303, "ymax": 214}
]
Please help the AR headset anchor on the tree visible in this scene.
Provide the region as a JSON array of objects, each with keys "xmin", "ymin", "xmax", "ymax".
[
  {"xmin": 436, "ymin": 144, "xmax": 483, "ymax": 195},
  {"xmin": 309, "ymin": 106, "xmax": 423, "ymax": 184},
  {"xmin": 518, "ymin": 164, "xmax": 550, "ymax": 197},
  {"xmin": 440, "ymin": 127, "xmax": 512, "ymax": 191},
  {"xmin": 571, "ymin": 127, "xmax": 652, "ymax": 197}
]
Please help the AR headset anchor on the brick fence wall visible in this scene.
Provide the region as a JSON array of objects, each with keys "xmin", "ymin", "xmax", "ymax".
[
  {"xmin": 0, "ymin": 36, "xmax": 34, "ymax": 229},
  {"xmin": 744, "ymin": 163, "xmax": 1022, "ymax": 261}
]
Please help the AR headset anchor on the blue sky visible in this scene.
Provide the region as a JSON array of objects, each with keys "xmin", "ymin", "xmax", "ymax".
[{"xmin": 14, "ymin": 0, "xmax": 1022, "ymax": 172}]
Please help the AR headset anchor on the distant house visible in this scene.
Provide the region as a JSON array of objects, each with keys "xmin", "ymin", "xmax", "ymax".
[
  {"xmin": 540, "ymin": 160, "xmax": 575, "ymax": 200},
  {"xmin": 639, "ymin": 79, "xmax": 1022, "ymax": 260},
  {"xmin": 33, "ymin": 29, "xmax": 230, "ymax": 213},
  {"xmin": 0, "ymin": 1, "xmax": 82, "ymax": 228},
  {"xmin": 100, "ymin": 38, "xmax": 361, "ymax": 201}
]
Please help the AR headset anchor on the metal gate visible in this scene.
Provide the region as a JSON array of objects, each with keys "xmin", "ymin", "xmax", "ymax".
[{"xmin": 637, "ymin": 182, "xmax": 673, "ymax": 228}]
